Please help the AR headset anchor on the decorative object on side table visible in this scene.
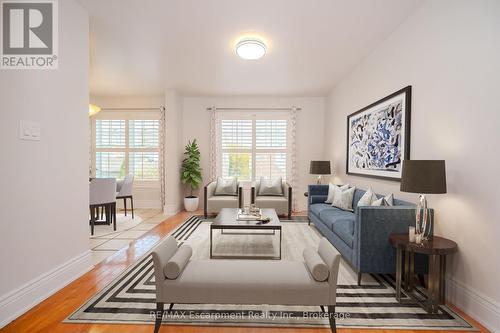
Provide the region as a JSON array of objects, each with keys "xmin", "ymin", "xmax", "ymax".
[
  {"xmin": 309, "ymin": 161, "xmax": 331, "ymax": 184},
  {"xmin": 346, "ymin": 86, "xmax": 411, "ymax": 181},
  {"xmin": 181, "ymin": 139, "xmax": 203, "ymax": 211},
  {"xmin": 389, "ymin": 233, "xmax": 457, "ymax": 314},
  {"xmin": 401, "ymin": 160, "xmax": 447, "ymax": 241}
]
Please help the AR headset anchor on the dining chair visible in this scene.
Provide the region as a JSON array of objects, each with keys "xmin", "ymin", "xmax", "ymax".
[
  {"xmin": 116, "ymin": 174, "xmax": 135, "ymax": 218},
  {"xmin": 89, "ymin": 178, "xmax": 117, "ymax": 235}
]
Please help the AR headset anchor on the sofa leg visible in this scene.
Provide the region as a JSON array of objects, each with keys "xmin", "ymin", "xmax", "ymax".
[
  {"xmin": 154, "ymin": 302, "xmax": 164, "ymax": 333},
  {"xmin": 357, "ymin": 272, "xmax": 362, "ymax": 286},
  {"xmin": 418, "ymin": 274, "xmax": 426, "ymax": 288},
  {"xmin": 328, "ymin": 305, "xmax": 337, "ymax": 333}
]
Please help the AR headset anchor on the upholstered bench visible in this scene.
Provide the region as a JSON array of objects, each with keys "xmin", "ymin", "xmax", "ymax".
[{"xmin": 152, "ymin": 236, "xmax": 341, "ymax": 333}]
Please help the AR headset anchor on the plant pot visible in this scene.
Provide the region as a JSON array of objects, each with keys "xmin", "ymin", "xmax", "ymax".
[{"xmin": 184, "ymin": 196, "xmax": 199, "ymax": 212}]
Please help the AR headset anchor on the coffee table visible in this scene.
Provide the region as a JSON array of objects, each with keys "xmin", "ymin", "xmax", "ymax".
[{"xmin": 210, "ymin": 208, "xmax": 282, "ymax": 260}]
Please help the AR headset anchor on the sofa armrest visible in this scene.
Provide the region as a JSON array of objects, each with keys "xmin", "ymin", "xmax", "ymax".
[
  {"xmin": 238, "ymin": 185, "xmax": 243, "ymax": 208},
  {"xmin": 151, "ymin": 236, "xmax": 178, "ymax": 299},
  {"xmin": 204, "ymin": 181, "xmax": 217, "ymax": 218},
  {"xmin": 284, "ymin": 182, "xmax": 292, "ymax": 218},
  {"xmin": 308, "ymin": 184, "xmax": 329, "ymax": 196},
  {"xmin": 354, "ymin": 206, "xmax": 433, "ymax": 273}
]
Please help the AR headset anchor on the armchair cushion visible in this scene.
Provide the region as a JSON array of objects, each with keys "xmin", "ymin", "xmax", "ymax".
[
  {"xmin": 258, "ymin": 177, "xmax": 283, "ymax": 196},
  {"xmin": 214, "ymin": 177, "xmax": 238, "ymax": 196}
]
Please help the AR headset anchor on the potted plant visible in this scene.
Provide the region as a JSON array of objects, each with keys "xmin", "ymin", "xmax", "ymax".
[{"xmin": 180, "ymin": 139, "xmax": 202, "ymax": 211}]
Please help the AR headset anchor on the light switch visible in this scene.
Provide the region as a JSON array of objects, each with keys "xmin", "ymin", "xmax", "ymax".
[{"xmin": 19, "ymin": 121, "xmax": 41, "ymax": 141}]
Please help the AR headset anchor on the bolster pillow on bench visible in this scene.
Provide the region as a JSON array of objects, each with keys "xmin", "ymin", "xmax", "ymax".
[
  {"xmin": 303, "ymin": 247, "xmax": 329, "ymax": 282},
  {"xmin": 164, "ymin": 244, "xmax": 192, "ymax": 279}
]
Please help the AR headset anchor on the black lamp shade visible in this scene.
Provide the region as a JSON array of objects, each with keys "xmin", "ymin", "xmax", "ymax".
[
  {"xmin": 310, "ymin": 161, "xmax": 331, "ymax": 175},
  {"xmin": 400, "ymin": 160, "xmax": 447, "ymax": 194}
]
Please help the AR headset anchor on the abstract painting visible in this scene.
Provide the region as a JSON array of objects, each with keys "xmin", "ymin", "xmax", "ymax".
[{"xmin": 346, "ymin": 86, "xmax": 411, "ymax": 181}]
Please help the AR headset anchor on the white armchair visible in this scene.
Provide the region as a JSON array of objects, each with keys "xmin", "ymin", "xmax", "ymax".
[
  {"xmin": 251, "ymin": 180, "xmax": 292, "ymax": 218},
  {"xmin": 204, "ymin": 180, "xmax": 243, "ymax": 218}
]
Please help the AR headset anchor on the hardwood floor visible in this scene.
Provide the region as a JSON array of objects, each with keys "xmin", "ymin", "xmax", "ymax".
[{"xmin": 0, "ymin": 211, "xmax": 490, "ymax": 333}]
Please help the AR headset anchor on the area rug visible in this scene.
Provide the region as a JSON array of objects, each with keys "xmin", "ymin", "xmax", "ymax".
[{"xmin": 66, "ymin": 215, "xmax": 475, "ymax": 330}]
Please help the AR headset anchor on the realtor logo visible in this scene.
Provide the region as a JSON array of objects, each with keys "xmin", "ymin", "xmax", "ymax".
[{"xmin": 1, "ymin": 0, "xmax": 58, "ymax": 69}]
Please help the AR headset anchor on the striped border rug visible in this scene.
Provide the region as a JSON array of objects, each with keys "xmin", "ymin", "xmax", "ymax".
[{"xmin": 66, "ymin": 215, "xmax": 475, "ymax": 330}]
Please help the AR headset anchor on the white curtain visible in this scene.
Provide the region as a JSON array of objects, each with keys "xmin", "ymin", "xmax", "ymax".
[{"xmin": 159, "ymin": 106, "xmax": 166, "ymax": 208}]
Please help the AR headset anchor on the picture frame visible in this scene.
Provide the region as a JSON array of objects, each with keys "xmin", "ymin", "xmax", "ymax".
[{"xmin": 346, "ymin": 86, "xmax": 411, "ymax": 181}]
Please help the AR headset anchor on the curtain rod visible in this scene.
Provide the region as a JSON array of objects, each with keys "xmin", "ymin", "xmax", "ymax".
[
  {"xmin": 206, "ymin": 106, "xmax": 301, "ymax": 111},
  {"xmin": 100, "ymin": 106, "xmax": 166, "ymax": 111}
]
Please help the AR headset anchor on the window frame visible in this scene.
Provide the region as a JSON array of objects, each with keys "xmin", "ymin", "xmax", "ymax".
[
  {"xmin": 216, "ymin": 111, "xmax": 291, "ymax": 184},
  {"xmin": 91, "ymin": 110, "xmax": 161, "ymax": 188}
]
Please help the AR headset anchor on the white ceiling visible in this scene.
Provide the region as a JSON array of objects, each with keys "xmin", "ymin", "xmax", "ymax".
[{"xmin": 79, "ymin": 0, "xmax": 422, "ymax": 96}]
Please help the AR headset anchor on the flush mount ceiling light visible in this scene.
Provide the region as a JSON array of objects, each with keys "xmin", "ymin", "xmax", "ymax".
[{"xmin": 235, "ymin": 38, "xmax": 267, "ymax": 60}]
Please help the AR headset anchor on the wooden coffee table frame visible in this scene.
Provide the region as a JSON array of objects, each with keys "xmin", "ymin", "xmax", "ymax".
[{"xmin": 210, "ymin": 208, "xmax": 282, "ymax": 260}]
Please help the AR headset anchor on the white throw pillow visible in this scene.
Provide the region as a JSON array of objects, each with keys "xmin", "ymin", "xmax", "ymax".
[
  {"xmin": 325, "ymin": 183, "xmax": 349, "ymax": 204},
  {"xmin": 357, "ymin": 187, "xmax": 377, "ymax": 206},
  {"xmin": 214, "ymin": 177, "xmax": 238, "ymax": 196},
  {"xmin": 303, "ymin": 247, "xmax": 329, "ymax": 282},
  {"xmin": 331, "ymin": 186, "xmax": 356, "ymax": 211},
  {"xmin": 258, "ymin": 177, "xmax": 283, "ymax": 196},
  {"xmin": 164, "ymin": 245, "xmax": 192, "ymax": 279},
  {"xmin": 372, "ymin": 193, "xmax": 394, "ymax": 206}
]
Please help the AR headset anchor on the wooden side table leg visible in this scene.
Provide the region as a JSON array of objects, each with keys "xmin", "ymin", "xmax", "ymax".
[
  {"xmin": 427, "ymin": 254, "xmax": 440, "ymax": 313},
  {"xmin": 439, "ymin": 255, "xmax": 446, "ymax": 304},
  {"xmin": 396, "ymin": 246, "xmax": 403, "ymax": 302},
  {"xmin": 404, "ymin": 247, "xmax": 410, "ymax": 291},
  {"xmin": 408, "ymin": 250, "xmax": 415, "ymax": 292}
]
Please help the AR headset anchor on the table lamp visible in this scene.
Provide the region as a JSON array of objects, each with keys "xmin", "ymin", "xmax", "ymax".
[
  {"xmin": 309, "ymin": 161, "xmax": 331, "ymax": 185},
  {"xmin": 400, "ymin": 160, "xmax": 447, "ymax": 240}
]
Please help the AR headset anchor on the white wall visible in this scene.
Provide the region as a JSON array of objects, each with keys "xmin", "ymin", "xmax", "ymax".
[
  {"xmin": 90, "ymin": 95, "xmax": 164, "ymax": 209},
  {"xmin": 0, "ymin": 0, "xmax": 91, "ymax": 327},
  {"xmin": 182, "ymin": 96, "xmax": 326, "ymax": 212},
  {"xmin": 324, "ymin": 1, "xmax": 500, "ymax": 331}
]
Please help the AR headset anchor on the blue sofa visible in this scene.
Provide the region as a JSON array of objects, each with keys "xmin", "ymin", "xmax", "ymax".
[{"xmin": 308, "ymin": 185, "xmax": 430, "ymax": 284}]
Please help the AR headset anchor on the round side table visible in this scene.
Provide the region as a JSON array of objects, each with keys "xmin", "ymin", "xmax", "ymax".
[{"xmin": 389, "ymin": 234, "xmax": 458, "ymax": 313}]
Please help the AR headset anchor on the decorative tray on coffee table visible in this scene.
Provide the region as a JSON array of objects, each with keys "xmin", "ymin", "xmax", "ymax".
[{"xmin": 236, "ymin": 208, "xmax": 262, "ymax": 221}]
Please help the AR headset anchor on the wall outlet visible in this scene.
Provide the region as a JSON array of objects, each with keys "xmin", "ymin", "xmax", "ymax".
[{"xmin": 19, "ymin": 121, "xmax": 41, "ymax": 141}]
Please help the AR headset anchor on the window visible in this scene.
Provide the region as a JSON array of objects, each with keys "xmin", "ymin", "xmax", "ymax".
[
  {"xmin": 218, "ymin": 113, "xmax": 289, "ymax": 181},
  {"xmin": 93, "ymin": 116, "xmax": 160, "ymax": 181}
]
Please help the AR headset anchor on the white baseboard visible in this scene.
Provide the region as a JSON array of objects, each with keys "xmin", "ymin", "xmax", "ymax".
[
  {"xmin": 0, "ymin": 251, "xmax": 93, "ymax": 329},
  {"xmin": 115, "ymin": 199, "xmax": 161, "ymax": 209},
  {"xmin": 163, "ymin": 203, "xmax": 181, "ymax": 216},
  {"xmin": 446, "ymin": 275, "xmax": 500, "ymax": 333}
]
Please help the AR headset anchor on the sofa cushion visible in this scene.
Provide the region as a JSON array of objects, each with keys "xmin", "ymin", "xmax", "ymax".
[
  {"xmin": 309, "ymin": 203, "xmax": 334, "ymax": 217},
  {"xmin": 162, "ymin": 260, "xmax": 331, "ymax": 305},
  {"xmin": 318, "ymin": 209, "xmax": 355, "ymax": 248}
]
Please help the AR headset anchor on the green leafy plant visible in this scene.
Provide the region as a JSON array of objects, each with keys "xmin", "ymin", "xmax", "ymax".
[{"xmin": 180, "ymin": 139, "xmax": 202, "ymax": 198}]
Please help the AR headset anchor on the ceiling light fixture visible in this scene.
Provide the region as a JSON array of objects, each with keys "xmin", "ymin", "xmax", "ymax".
[{"xmin": 235, "ymin": 38, "xmax": 267, "ymax": 60}]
